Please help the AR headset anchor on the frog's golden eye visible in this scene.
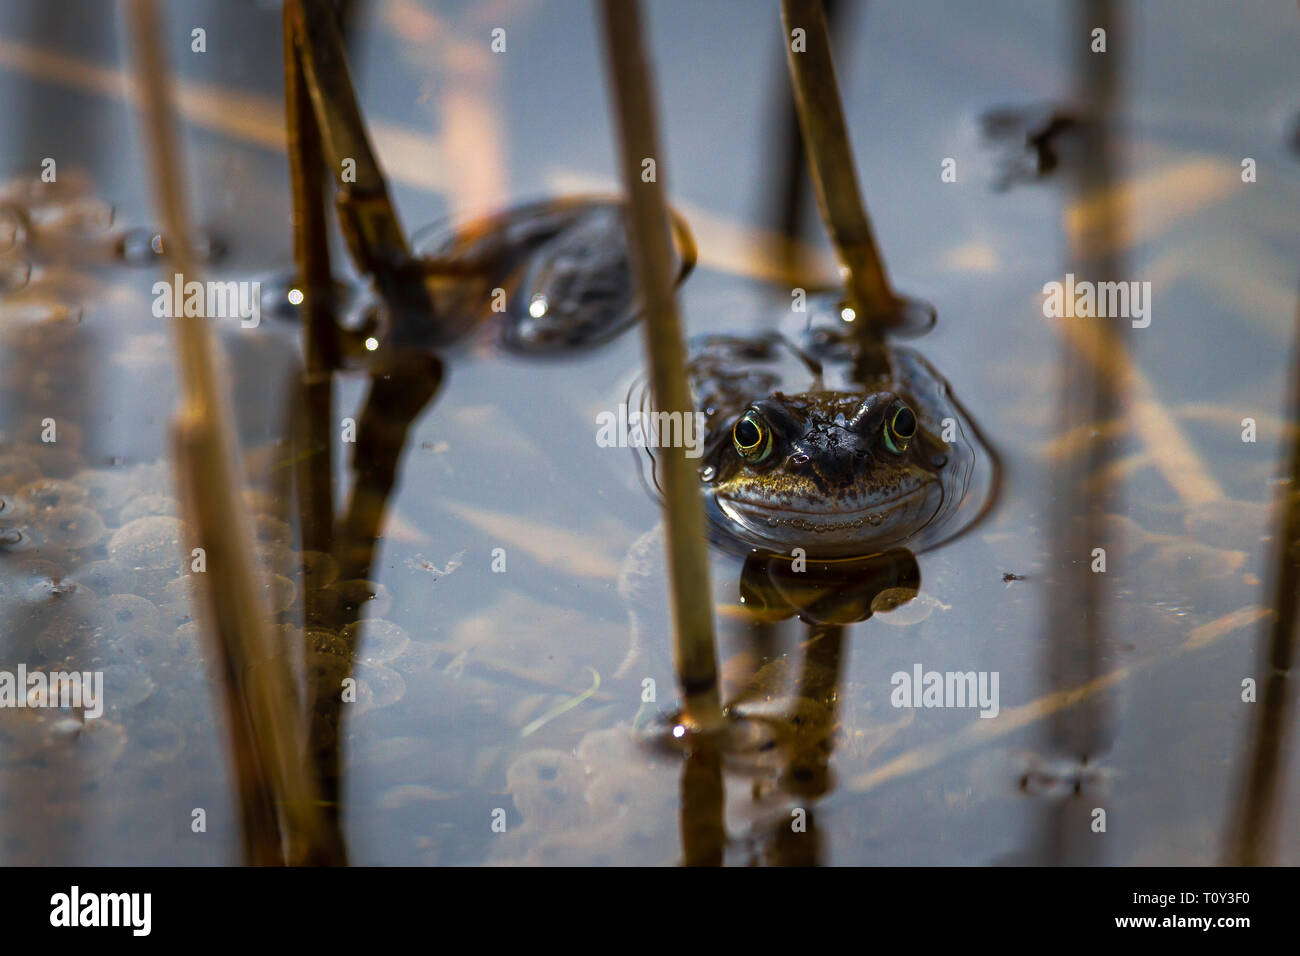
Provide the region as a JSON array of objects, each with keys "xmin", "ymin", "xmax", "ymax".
[
  {"xmin": 884, "ymin": 401, "xmax": 917, "ymax": 454},
  {"xmin": 733, "ymin": 410, "xmax": 773, "ymax": 464}
]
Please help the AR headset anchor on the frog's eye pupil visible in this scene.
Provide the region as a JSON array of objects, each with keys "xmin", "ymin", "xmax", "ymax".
[
  {"xmin": 892, "ymin": 406, "xmax": 916, "ymax": 440},
  {"xmin": 883, "ymin": 401, "xmax": 916, "ymax": 454},
  {"xmin": 733, "ymin": 412, "xmax": 773, "ymax": 463}
]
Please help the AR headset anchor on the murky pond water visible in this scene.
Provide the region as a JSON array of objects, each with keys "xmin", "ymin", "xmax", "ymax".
[{"xmin": 1, "ymin": 0, "xmax": 1299, "ymax": 865}]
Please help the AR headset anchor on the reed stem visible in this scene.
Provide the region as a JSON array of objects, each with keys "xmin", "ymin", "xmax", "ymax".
[
  {"xmin": 779, "ymin": 0, "xmax": 896, "ymax": 341},
  {"xmin": 127, "ymin": 0, "xmax": 331, "ymax": 865},
  {"xmin": 1228, "ymin": 295, "xmax": 1300, "ymax": 865},
  {"xmin": 599, "ymin": 0, "xmax": 724, "ymax": 731}
]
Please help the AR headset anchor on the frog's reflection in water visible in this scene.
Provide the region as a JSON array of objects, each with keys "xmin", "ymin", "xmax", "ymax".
[
  {"xmin": 282, "ymin": 197, "xmax": 692, "ymax": 862},
  {"xmin": 676, "ymin": 548, "xmax": 919, "ymax": 866},
  {"xmin": 292, "ymin": 352, "xmax": 443, "ymax": 863}
]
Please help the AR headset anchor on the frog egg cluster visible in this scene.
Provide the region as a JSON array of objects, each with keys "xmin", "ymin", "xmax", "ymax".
[
  {"xmin": 0, "ymin": 401, "xmax": 422, "ymax": 856},
  {"xmin": 505, "ymin": 749, "xmax": 590, "ymax": 828},
  {"xmin": 0, "ymin": 451, "xmax": 280, "ymax": 788},
  {"xmin": 495, "ymin": 727, "xmax": 677, "ymax": 865},
  {"xmin": 0, "ymin": 177, "xmax": 236, "ymax": 861}
]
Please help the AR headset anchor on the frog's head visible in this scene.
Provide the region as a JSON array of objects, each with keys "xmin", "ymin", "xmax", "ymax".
[{"xmin": 703, "ymin": 389, "xmax": 948, "ymax": 556}]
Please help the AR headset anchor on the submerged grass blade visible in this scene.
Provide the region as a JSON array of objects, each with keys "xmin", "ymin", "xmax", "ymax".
[{"xmin": 521, "ymin": 667, "xmax": 602, "ymax": 738}]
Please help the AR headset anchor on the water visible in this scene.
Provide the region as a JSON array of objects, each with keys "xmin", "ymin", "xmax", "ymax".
[{"xmin": 0, "ymin": 0, "xmax": 1298, "ymax": 865}]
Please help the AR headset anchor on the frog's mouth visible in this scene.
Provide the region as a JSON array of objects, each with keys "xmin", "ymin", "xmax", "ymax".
[{"xmin": 711, "ymin": 482, "xmax": 944, "ymax": 552}]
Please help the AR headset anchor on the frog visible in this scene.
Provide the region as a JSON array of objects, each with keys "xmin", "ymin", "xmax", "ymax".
[
  {"xmin": 616, "ymin": 302, "xmax": 997, "ymax": 694},
  {"xmin": 633, "ymin": 305, "xmax": 998, "ymax": 560}
]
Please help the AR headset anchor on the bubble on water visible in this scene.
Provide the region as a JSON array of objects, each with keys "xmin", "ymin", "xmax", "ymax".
[
  {"xmin": 17, "ymin": 478, "xmax": 88, "ymax": 512},
  {"xmin": 118, "ymin": 494, "xmax": 179, "ymax": 523},
  {"xmin": 344, "ymin": 618, "xmax": 410, "ymax": 664},
  {"xmin": 37, "ymin": 505, "xmax": 106, "ymax": 549},
  {"xmin": 107, "ymin": 516, "xmax": 185, "ymax": 571}
]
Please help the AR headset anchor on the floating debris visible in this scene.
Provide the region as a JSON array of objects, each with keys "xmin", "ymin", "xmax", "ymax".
[{"xmin": 406, "ymin": 550, "xmax": 464, "ymax": 579}]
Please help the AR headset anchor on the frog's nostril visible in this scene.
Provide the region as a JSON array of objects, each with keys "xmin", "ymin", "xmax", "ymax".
[{"xmin": 791, "ymin": 453, "xmax": 810, "ymax": 466}]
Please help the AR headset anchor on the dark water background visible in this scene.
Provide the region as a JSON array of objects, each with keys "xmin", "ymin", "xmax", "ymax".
[{"xmin": 0, "ymin": 0, "xmax": 1298, "ymax": 864}]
